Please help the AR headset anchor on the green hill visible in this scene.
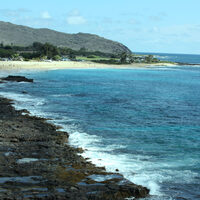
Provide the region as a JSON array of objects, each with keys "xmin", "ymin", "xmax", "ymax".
[{"xmin": 0, "ymin": 21, "xmax": 131, "ymax": 54}]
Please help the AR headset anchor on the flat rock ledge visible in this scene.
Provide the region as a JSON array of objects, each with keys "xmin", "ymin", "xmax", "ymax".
[{"xmin": 0, "ymin": 96, "xmax": 149, "ymax": 200}]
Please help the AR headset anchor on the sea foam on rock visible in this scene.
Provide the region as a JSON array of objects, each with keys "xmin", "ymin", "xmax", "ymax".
[{"xmin": 0, "ymin": 79, "xmax": 150, "ymax": 199}]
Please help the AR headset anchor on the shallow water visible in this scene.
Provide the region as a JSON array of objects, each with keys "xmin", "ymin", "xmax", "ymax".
[{"xmin": 0, "ymin": 65, "xmax": 200, "ymax": 199}]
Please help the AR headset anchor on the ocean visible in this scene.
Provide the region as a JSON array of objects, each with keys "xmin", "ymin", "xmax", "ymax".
[
  {"xmin": 0, "ymin": 53, "xmax": 200, "ymax": 199},
  {"xmin": 135, "ymin": 52, "xmax": 200, "ymax": 64}
]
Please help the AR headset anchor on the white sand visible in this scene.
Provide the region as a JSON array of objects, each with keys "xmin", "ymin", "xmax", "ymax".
[{"xmin": 0, "ymin": 61, "xmax": 177, "ymax": 71}]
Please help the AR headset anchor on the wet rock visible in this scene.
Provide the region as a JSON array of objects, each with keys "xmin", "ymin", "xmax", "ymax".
[
  {"xmin": 22, "ymin": 91, "xmax": 28, "ymax": 94},
  {"xmin": 0, "ymin": 96, "xmax": 149, "ymax": 200},
  {"xmin": 2, "ymin": 76, "xmax": 33, "ymax": 83}
]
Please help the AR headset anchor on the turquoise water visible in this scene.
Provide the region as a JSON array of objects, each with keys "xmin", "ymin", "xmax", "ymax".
[{"xmin": 0, "ymin": 65, "xmax": 200, "ymax": 199}]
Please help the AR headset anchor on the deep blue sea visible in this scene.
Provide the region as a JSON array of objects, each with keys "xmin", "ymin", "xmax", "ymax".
[
  {"xmin": 135, "ymin": 52, "xmax": 200, "ymax": 64},
  {"xmin": 0, "ymin": 53, "xmax": 200, "ymax": 200}
]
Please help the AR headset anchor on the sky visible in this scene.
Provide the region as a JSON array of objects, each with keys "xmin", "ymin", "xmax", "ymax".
[{"xmin": 0, "ymin": 0, "xmax": 200, "ymax": 54}]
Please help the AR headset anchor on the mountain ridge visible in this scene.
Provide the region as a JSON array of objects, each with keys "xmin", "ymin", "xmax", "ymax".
[{"xmin": 0, "ymin": 21, "xmax": 131, "ymax": 54}]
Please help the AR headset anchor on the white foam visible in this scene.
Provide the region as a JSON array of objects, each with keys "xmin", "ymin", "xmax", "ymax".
[
  {"xmin": 51, "ymin": 94, "xmax": 73, "ymax": 97},
  {"xmin": 69, "ymin": 131, "xmax": 101, "ymax": 149},
  {"xmin": 68, "ymin": 129, "xmax": 199, "ymax": 197},
  {"xmin": 0, "ymin": 91, "xmax": 46, "ymax": 117},
  {"xmin": 152, "ymin": 67, "xmax": 177, "ymax": 70},
  {"xmin": 68, "ymin": 130, "xmax": 162, "ymax": 195},
  {"xmin": 0, "ymin": 90, "xmax": 197, "ymax": 198}
]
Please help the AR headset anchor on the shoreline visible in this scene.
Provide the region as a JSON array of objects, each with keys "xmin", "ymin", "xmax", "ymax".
[
  {"xmin": 0, "ymin": 79, "xmax": 149, "ymax": 199},
  {"xmin": 0, "ymin": 60, "xmax": 179, "ymax": 71}
]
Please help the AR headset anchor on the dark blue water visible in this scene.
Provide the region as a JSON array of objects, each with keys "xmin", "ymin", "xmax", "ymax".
[
  {"xmin": 0, "ymin": 61, "xmax": 200, "ymax": 199},
  {"xmin": 135, "ymin": 52, "xmax": 200, "ymax": 64}
]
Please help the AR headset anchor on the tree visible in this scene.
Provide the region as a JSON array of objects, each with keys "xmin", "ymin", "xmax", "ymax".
[
  {"xmin": 12, "ymin": 53, "xmax": 20, "ymax": 59},
  {"xmin": 4, "ymin": 45, "xmax": 12, "ymax": 50},
  {"xmin": 32, "ymin": 42, "xmax": 43, "ymax": 51},
  {"xmin": 41, "ymin": 43, "xmax": 60, "ymax": 59},
  {"xmin": 0, "ymin": 42, "xmax": 4, "ymax": 48},
  {"xmin": 40, "ymin": 55, "xmax": 48, "ymax": 60},
  {"xmin": 0, "ymin": 48, "xmax": 14, "ymax": 58},
  {"xmin": 120, "ymin": 52, "xmax": 128, "ymax": 63},
  {"xmin": 68, "ymin": 52, "xmax": 76, "ymax": 60},
  {"xmin": 53, "ymin": 55, "xmax": 61, "ymax": 61},
  {"xmin": 145, "ymin": 55, "xmax": 154, "ymax": 63},
  {"xmin": 127, "ymin": 54, "xmax": 135, "ymax": 63},
  {"xmin": 79, "ymin": 47, "xmax": 87, "ymax": 56}
]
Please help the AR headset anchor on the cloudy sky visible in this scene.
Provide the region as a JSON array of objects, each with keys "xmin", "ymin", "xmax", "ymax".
[{"xmin": 0, "ymin": 0, "xmax": 200, "ymax": 54}]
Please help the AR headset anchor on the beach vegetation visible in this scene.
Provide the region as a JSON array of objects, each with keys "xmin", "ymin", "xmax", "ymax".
[
  {"xmin": 79, "ymin": 47, "xmax": 87, "ymax": 56},
  {"xmin": 0, "ymin": 48, "xmax": 15, "ymax": 58},
  {"xmin": 0, "ymin": 42, "xmax": 168, "ymax": 64},
  {"xmin": 32, "ymin": 42, "xmax": 43, "ymax": 51},
  {"xmin": 145, "ymin": 55, "xmax": 154, "ymax": 63},
  {"xmin": 20, "ymin": 52, "xmax": 41, "ymax": 60},
  {"xmin": 87, "ymin": 55, "xmax": 96, "ymax": 58},
  {"xmin": 119, "ymin": 52, "xmax": 127, "ymax": 63},
  {"xmin": 40, "ymin": 43, "xmax": 60, "ymax": 59},
  {"xmin": 68, "ymin": 52, "xmax": 76, "ymax": 60},
  {"xmin": 53, "ymin": 55, "xmax": 61, "ymax": 61}
]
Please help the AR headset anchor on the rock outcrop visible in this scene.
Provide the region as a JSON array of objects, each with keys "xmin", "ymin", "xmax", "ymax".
[{"xmin": 2, "ymin": 75, "xmax": 34, "ymax": 82}]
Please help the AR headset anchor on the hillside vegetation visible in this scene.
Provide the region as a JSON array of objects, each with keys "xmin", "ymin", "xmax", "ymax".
[{"xmin": 0, "ymin": 21, "xmax": 131, "ymax": 54}]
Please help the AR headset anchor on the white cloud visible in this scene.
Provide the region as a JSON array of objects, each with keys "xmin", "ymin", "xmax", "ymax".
[
  {"xmin": 41, "ymin": 11, "xmax": 51, "ymax": 19},
  {"xmin": 66, "ymin": 10, "xmax": 86, "ymax": 25}
]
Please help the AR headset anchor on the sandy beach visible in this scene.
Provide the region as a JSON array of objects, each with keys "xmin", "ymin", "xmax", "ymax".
[{"xmin": 0, "ymin": 61, "xmax": 177, "ymax": 71}]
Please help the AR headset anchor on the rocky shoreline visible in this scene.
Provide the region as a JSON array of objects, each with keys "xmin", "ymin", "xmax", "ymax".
[{"xmin": 0, "ymin": 76, "xmax": 149, "ymax": 199}]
